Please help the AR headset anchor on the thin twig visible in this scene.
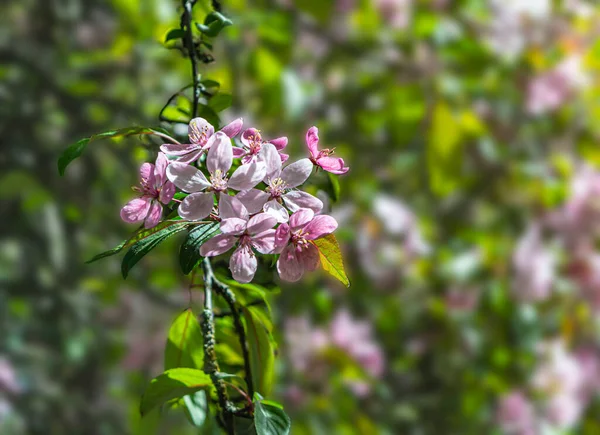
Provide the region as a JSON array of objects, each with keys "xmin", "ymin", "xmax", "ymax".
[{"xmin": 182, "ymin": 0, "xmax": 200, "ymax": 118}]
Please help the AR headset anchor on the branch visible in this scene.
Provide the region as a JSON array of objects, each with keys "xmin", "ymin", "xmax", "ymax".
[{"xmin": 182, "ymin": 0, "xmax": 200, "ymax": 118}]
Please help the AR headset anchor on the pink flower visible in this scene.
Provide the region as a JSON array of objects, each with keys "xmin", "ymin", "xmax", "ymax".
[
  {"xmin": 166, "ymin": 132, "xmax": 265, "ymax": 221},
  {"xmin": 0, "ymin": 357, "xmax": 21, "ymax": 395},
  {"xmin": 496, "ymin": 391, "xmax": 536, "ymax": 435},
  {"xmin": 160, "ymin": 117, "xmax": 243, "ymax": 164},
  {"xmin": 200, "ymin": 197, "xmax": 277, "ymax": 283},
  {"xmin": 120, "ymin": 152, "xmax": 175, "ymax": 229},
  {"xmin": 236, "ymin": 144, "xmax": 322, "ymax": 223},
  {"xmin": 233, "ymin": 127, "xmax": 289, "ymax": 164},
  {"xmin": 305, "ymin": 126, "xmax": 349, "ymax": 175},
  {"xmin": 274, "ymin": 208, "xmax": 338, "ymax": 282}
]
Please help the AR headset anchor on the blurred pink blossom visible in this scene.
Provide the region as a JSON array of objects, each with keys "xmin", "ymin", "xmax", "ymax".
[
  {"xmin": 375, "ymin": 0, "xmax": 412, "ymax": 30},
  {"xmin": 0, "ymin": 357, "xmax": 20, "ymax": 395},
  {"xmin": 496, "ymin": 391, "xmax": 536, "ymax": 435}
]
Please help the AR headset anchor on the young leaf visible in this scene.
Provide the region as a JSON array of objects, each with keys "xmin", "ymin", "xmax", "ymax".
[
  {"xmin": 86, "ymin": 220, "xmax": 187, "ymax": 264},
  {"xmin": 58, "ymin": 126, "xmax": 167, "ymax": 176},
  {"xmin": 139, "ymin": 368, "xmax": 213, "ymax": 416},
  {"xmin": 253, "ymin": 394, "xmax": 291, "ymax": 435},
  {"xmin": 121, "ymin": 222, "xmax": 189, "ymax": 278},
  {"xmin": 242, "ymin": 307, "xmax": 275, "ymax": 397},
  {"xmin": 164, "ymin": 309, "xmax": 204, "ymax": 370},
  {"xmin": 312, "ymin": 234, "xmax": 350, "ymax": 287},
  {"xmin": 179, "ymin": 223, "xmax": 220, "ymax": 275},
  {"xmin": 164, "ymin": 28, "xmax": 185, "ymax": 43},
  {"xmin": 195, "ymin": 11, "xmax": 233, "ymax": 37}
]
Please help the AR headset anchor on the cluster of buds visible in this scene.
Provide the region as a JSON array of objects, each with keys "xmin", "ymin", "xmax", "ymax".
[{"xmin": 121, "ymin": 118, "xmax": 349, "ymax": 284}]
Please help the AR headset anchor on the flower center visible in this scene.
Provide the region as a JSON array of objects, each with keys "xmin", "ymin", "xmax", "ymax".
[
  {"xmin": 317, "ymin": 148, "xmax": 335, "ymax": 159},
  {"xmin": 247, "ymin": 133, "xmax": 263, "ymax": 155},
  {"xmin": 266, "ymin": 177, "xmax": 287, "ymax": 198},
  {"xmin": 210, "ymin": 169, "xmax": 228, "ymax": 192},
  {"xmin": 290, "ymin": 229, "xmax": 309, "ymax": 248},
  {"xmin": 189, "ymin": 123, "xmax": 211, "ymax": 145},
  {"xmin": 135, "ymin": 180, "xmax": 158, "ymax": 198}
]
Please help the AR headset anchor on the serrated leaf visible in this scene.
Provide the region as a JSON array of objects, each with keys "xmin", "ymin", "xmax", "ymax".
[
  {"xmin": 312, "ymin": 234, "xmax": 350, "ymax": 287},
  {"xmin": 164, "ymin": 28, "xmax": 185, "ymax": 43},
  {"xmin": 86, "ymin": 220, "xmax": 186, "ymax": 264},
  {"xmin": 139, "ymin": 368, "xmax": 213, "ymax": 416},
  {"xmin": 253, "ymin": 394, "xmax": 291, "ymax": 435},
  {"xmin": 243, "ymin": 307, "xmax": 275, "ymax": 397},
  {"xmin": 121, "ymin": 222, "xmax": 189, "ymax": 278},
  {"xmin": 58, "ymin": 126, "xmax": 166, "ymax": 176},
  {"xmin": 179, "ymin": 223, "xmax": 220, "ymax": 274},
  {"xmin": 164, "ymin": 309, "xmax": 204, "ymax": 370}
]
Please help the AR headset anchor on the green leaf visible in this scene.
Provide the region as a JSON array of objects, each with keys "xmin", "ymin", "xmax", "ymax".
[
  {"xmin": 195, "ymin": 11, "xmax": 233, "ymax": 37},
  {"xmin": 327, "ymin": 172, "xmax": 340, "ymax": 202},
  {"xmin": 164, "ymin": 309, "xmax": 204, "ymax": 370},
  {"xmin": 121, "ymin": 222, "xmax": 189, "ymax": 278},
  {"xmin": 200, "ymin": 79, "xmax": 220, "ymax": 90},
  {"xmin": 164, "ymin": 28, "xmax": 185, "ymax": 42},
  {"xmin": 243, "ymin": 307, "xmax": 275, "ymax": 397},
  {"xmin": 86, "ymin": 220, "xmax": 186, "ymax": 264},
  {"xmin": 312, "ymin": 234, "xmax": 350, "ymax": 287},
  {"xmin": 179, "ymin": 223, "xmax": 220, "ymax": 274},
  {"xmin": 183, "ymin": 390, "xmax": 208, "ymax": 428},
  {"xmin": 139, "ymin": 368, "xmax": 213, "ymax": 416},
  {"xmin": 208, "ymin": 93, "xmax": 233, "ymax": 113},
  {"xmin": 253, "ymin": 394, "xmax": 291, "ymax": 435},
  {"xmin": 58, "ymin": 126, "xmax": 166, "ymax": 176}
]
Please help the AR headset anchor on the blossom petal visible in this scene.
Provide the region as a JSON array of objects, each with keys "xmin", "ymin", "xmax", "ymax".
[
  {"xmin": 206, "ymin": 131, "xmax": 233, "ymax": 175},
  {"xmin": 317, "ymin": 156, "xmax": 349, "ymax": 174},
  {"xmin": 283, "ymin": 191, "xmax": 323, "ymax": 214},
  {"xmin": 144, "ymin": 201, "xmax": 163, "ymax": 228},
  {"xmin": 261, "ymin": 143, "xmax": 282, "ymax": 181},
  {"xmin": 247, "ymin": 213, "xmax": 277, "ymax": 235},
  {"xmin": 229, "ymin": 246, "xmax": 257, "ymax": 283},
  {"xmin": 140, "ymin": 163, "xmax": 154, "ymax": 185},
  {"xmin": 221, "ymin": 218, "xmax": 248, "ymax": 236},
  {"xmin": 160, "ymin": 143, "xmax": 199, "ymax": 156},
  {"xmin": 241, "ymin": 128, "xmax": 261, "ymax": 147},
  {"xmin": 228, "ymin": 161, "xmax": 266, "ymax": 191},
  {"xmin": 174, "ymin": 149, "xmax": 203, "ymax": 165},
  {"xmin": 252, "ymin": 229, "xmax": 276, "ymax": 254},
  {"xmin": 280, "ymin": 158, "xmax": 313, "ymax": 188},
  {"xmin": 232, "ymin": 147, "xmax": 246, "ymax": 158},
  {"xmin": 305, "ymin": 126, "xmax": 320, "ymax": 158},
  {"xmin": 166, "ymin": 162, "xmax": 210, "ymax": 193},
  {"xmin": 219, "ymin": 194, "xmax": 249, "ymax": 220},
  {"xmin": 300, "ymin": 244, "xmax": 320, "ymax": 272},
  {"xmin": 279, "ymin": 153, "xmax": 289, "ymax": 163},
  {"xmin": 236, "ymin": 189, "xmax": 270, "ymax": 214},
  {"xmin": 289, "ymin": 208, "xmax": 314, "ymax": 231},
  {"xmin": 188, "ymin": 117, "xmax": 214, "ymax": 145},
  {"xmin": 178, "ymin": 192, "xmax": 214, "ymax": 221},
  {"xmin": 199, "ymin": 234, "xmax": 237, "ymax": 257},
  {"xmin": 220, "ymin": 118, "xmax": 243, "ymax": 138},
  {"xmin": 269, "ymin": 136, "xmax": 288, "ymax": 150},
  {"xmin": 120, "ymin": 197, "xmax": 152, "ymax": 224},
  {"xmin": 264, "ymin": 199, "xmax": 289, "ymax": 223},
  {"xmin": 303, "ymin": 215, "xmax": 338, "ymax": 240},
  {"xmin": 274, "ymin": 224, "xmax": 290, "ymax": 253},
  {"xmin": 154, "ymin": 152, "xmax": 168, "ymax": 186},
  {"xmin": 159, "ymin": 181, "xmax": 176, "ymax": 204},
  {"xmin": 277, "ymin": 244, "xmax": 304, "ymax": 282}
]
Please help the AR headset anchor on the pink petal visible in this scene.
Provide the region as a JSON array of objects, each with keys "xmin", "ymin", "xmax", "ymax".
[
  {"xmin": 229, "ymin": 246, "xmax": 258, "ymax": 283},
  {"xmin": 120, "ymin": 197, "xmax": 152, "ymax": 224},
  {"xmin": 269, "ymin": 136, "xmax": 288, "ymax": 150},
  {"xmin": 144, "ymin": 201, "xmax": 163, "ymax": 228},
  {"xmin": 241, "ymin": 128, "xmax": 261, "ymax": 147},
  {"xmin": 283, "ymin": 191, "xmax": 323, "ymax": 214},
  {"xmin": 140, "ymin": 163, "xmax": 154, "ymax": 185},
  {"xmin": 178, "ymin": 192, "xmax": 214, "ymax": 221},
  {"xmin": 220, "ymin": 218, "xmax": 248, "ymax": 235},
  {"xmin": 236, "ymin": 189, "xmax": 270, "ymax": 214},
  {"xmin": 274, "ymin": 224, "xmax": 290, "ymax": 253},
  {"xmin": 277, "ymin": 244, "xmax": 304, "ymax": 282},
  {"xmin": 220, "ymin": 118, "xmax": 243, "ymax": 138},
  {"xmin": 317, "ymin": 156, "xmax": 349, "ymax": 174},
  {"xmin": 228, "ymin": 161, "xmax": 266, "ymax": 191},
  {"xmin": 279, "ymin": 153, "xmax": 289, "ymax": 163},
  {"xmin": 252, "ymin": 229, "xmax": 276, "ymax": 254},
  {"xmin": 247, "ymin": 213, "xmax": 277, "ymax": 235},
  {"xmin": 200, "ymin": 234, "xmax": 237, "ymax": 257},
  {"xmin": 289, "ymin": 208, "xmax": 315, "ymax": 231},
  {"xmin": 206, "ymin": 132, "xmax": 233, "ymax": 175},
  {"xmin": 280, "ymin": 158, "xmax": 313, "ymax": 188},
  {"xmin": 160, "ymin": 143, "xmax": 199, "ymax": 156},
  {"xmin": 303, "ymin": 215, "xmax": 338, "ymax": 240},
  {"xmin": 299, "ymin": 244, "xmax": 320, "ymax": 272},
  {"xmin": 219, "ymin": 195, "xmax": 249, "ymax": 220},
  {"xmin": 159, "ymin": 181, "xmax": 176, "ymax": 204},
  {"xmin": 154, "ymin": 152, "xmax": 168, "ymax": 186},
  {"xmin": 174, "ymin": 149, "xmax": 203, "ymax": 165},
  {"xmin": 264, "ymin": 199, "xmax": 289, "ymax": 223},
  {"xmin": 305, "ymin": 126, "xmax": 320, "ymax": 158},
  {"xmin": 260, "ymin": 143, "xmax": 282, "ymax": 181},
  {"xmin": 188, "ymin": 117, "xmax": 215, "ymax": 145},
  {"xmin": 232, "ymin": 147, "xmax": 246, "ymax": 158},
  {"xmin": 166, "ymin": 162, "xmax": 210, "ymax": 193}
]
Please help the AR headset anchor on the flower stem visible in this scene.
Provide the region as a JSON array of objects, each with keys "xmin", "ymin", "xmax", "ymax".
[{"xmin": 182, "ymin": 0, "xmax": 200, "ymax": 118}]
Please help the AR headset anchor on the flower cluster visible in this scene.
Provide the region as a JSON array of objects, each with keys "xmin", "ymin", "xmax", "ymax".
[{"xmin": 121, "ymin": 118, "xmax": 349, "ymax": 283}]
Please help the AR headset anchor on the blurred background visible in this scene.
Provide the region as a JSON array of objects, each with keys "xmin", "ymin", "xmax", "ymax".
[{"xmin": 2, "ymin": 0, "xmax": 600, "ymax": 433}]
